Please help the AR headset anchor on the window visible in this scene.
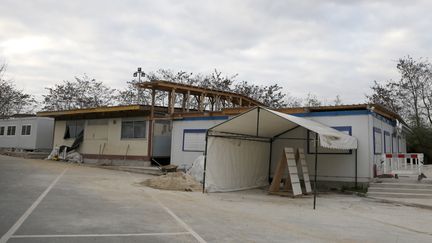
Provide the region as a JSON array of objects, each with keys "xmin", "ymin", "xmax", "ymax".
[
  {"xmin": 0, "ymin": 126, "xmax": 4, "ymax": 136},
  {"xmin": 21, "ymin": 125, "xmax": 31, "ymax": 136},
  {"xmin": 64, "ymin": 120, "xmax": 84, "ymax": 139},
  {"xmin": 121, "ymin": 120, "xmax": 146, "ymax": 139},
  {"xmin": 307, "ymin": 126, "xmax": 352, "ymax": 154},
  {"xmin": 7, "ymin": 126, "xmax": 16, "ymax": 136},
  {"xmin": 373, "ymin": 127, "xmax": 382, "ymax": 154},
  {"xmin": 383, "ymin": 131, "xmax": 391, "ymax": 153},
  {"xmin": 183, "ymin": 129, "xmax": 207, "ymax": 152},
  {"xmin": 392, "ymin": 133, "xmax": 398, "ymax": 153},
  {"xmin": 398, "ymin": 136, "xmax": 404, "ymax": 153}
]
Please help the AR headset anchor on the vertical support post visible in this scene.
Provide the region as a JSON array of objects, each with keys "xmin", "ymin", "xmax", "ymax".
[
  {"xmin": 313, "ymin": 132, "xmax": 318, "ymax": 210},
  {"xmin": 182, "ymin": 93, "xmax": 186, "ymax": 112},
  {"xmin": 169, "ymin": 88, "xmax": 176, "ymax": 114},
  {"xmin": 150, "ymin": 89, "xmax": 156, "ymax": 118},
  {"xmin": 256, "ymin": 107, "xmax": 260, "ymax": 136},
  {"xmin": 268, "ymin": 139, "xmax": 273, "ymax": 184},
  {"xmin": 215, "ymin": 95, "xmax": 220, "ymax": 111},
  {"xmin": 148, "ymin": 88, "xmax": 156, "ymax": 159},
  {"xmin": 186, "ymin": 90, "xmax": 190, "ymax": 112},
  {"xmin": 199, "ymin": 93, "xmax": 205, "ymax": 112},
  {"xmin": 355, "ymin": 148, "xmax": 358, "ymax": 189},
  {"xmin": 202, "ymin": 130, "xmax": 209, "ymax": 193}
]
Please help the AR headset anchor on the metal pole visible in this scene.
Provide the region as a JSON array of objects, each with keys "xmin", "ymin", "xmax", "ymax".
[
  {"xmin": 313, "ymin": 132, "xmax": 318, "ymax": 210},
  {"xmin": 355, "ymin": 148, "xmax": 358, "ymax": 189},
  {"xmin": 202, "ymin": 130, "xmax": 209, "ymax": 193},
  {"xmin": 268, "ymin": 139, "xmax": 273, "ymax": 184}
]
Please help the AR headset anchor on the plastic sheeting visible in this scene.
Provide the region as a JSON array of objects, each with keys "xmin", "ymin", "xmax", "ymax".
[
  {"xmin": 187, "ymin": 155, "xmax": 204, "ymax": 183},
  {"xmin": 205, "ymin": 136, "xmax": 269, "ymax": 192}
]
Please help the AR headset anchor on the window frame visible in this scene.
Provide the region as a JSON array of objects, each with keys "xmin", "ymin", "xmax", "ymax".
[
  {"xmin": 7, "ymin": 125, "xmax": 16, "ymax": 136},
  {"xmin": 120, "ymin": 120, "xmax": 147, "ymax": 139},
  {"xmin": 373, "ymin": 127, "xmax": 382, "ymax": 154},
  {"xmin": 21, "ymin": 124, "xmax": 32, "ymax": 136},
  {"xmin": 0, "ymin": 126, "xmax": 4, "ymax": 136},
  {"xmin": 182, "ymin": 129, "xmax": 207, "ymax": 152},
  {"xmin": 383, "ymin": 131, "xmax": 391, "ymax": 153},
  {"xmin": 64, "ymin": 120, "xmax": 85, "ymax": 139}
]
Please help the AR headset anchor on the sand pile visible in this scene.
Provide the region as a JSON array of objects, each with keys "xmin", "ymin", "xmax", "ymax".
[{"xmin": 142, "ymin": 172, "xmax": 202, "ymax": 191}]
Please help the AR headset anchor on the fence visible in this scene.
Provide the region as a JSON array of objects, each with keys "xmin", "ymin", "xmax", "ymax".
[{"xmin": 375, "ymin": 153, "xmax": 424, "ymax": 176}]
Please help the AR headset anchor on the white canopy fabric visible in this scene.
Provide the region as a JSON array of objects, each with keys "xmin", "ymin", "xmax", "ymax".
[{"xmin": 210, "ymin": 107, "xmax": 358, "ymax": 149}]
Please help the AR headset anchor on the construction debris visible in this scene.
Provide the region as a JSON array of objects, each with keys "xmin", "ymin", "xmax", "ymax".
[
  {"xmin": 141, "ymin": 172, "xmax": 202, "ymax": 192},
  {"xmin": 46, "ymin": 147, "xmax": 83, "ymax": 163}
]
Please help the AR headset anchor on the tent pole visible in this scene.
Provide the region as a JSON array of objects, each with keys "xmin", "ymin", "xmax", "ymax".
[
  {"xmin": 313, "ymin": 132, "xmax": 318, "ymax": 210},
  {"xmin": 355, "ymin": 148, "xmax": 358, "ymax": 189},
  {"xmin": 268, "ymin": 138, "xmax": 273, "ymax": 184},
  {"xmin": 202, "ymin": 130, "xmax": 209, "ymax": 193}
]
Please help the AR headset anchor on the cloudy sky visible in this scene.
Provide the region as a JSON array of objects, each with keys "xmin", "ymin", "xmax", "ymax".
[{"xmin": 1, "ymin": 0, "xmax": 431, "ymax": 104}]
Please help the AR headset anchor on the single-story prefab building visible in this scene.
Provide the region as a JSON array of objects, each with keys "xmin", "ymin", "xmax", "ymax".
[
  {"xmin": 37, "ymin": 105, "xmax": 175, "ymax": 165},
  {"xmin": 170, "ymin": 104, "xmax": 409, "ymax": 190},
  {"xmin": 0, "ymin": 115, "xmax": 54, "ymax": 151},
  {"xmin": 37, "ymin": 80, "xmax": 263, "ymax": 165}
]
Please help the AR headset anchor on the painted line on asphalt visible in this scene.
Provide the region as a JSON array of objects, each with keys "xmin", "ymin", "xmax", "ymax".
[
  {"xmin": 145, "ymin": 189, "xmax": 207, "ymax": 243},
  {"xmin": 11, "ymin": 232, "xmax": 190, "ymax": 238},
  {"xmin": 0, "ymin": 168, "xmax": 68, "ymax": 243},
  {"xmin": 127, "ymin": 171, "xmax": 206, "ymax": 243}
]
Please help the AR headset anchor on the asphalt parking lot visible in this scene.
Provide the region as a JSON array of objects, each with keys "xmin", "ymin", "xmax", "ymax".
[{"xmin": 1, "ymin": 155, "xmax": 432, "ymax": 243}]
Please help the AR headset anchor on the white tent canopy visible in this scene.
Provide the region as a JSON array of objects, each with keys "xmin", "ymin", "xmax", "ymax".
[
  {"xmin": 203, "ymin": 107, "xmax": 358, "ymax": 194},
  {"xmin": 210, "ymin": 107, "xmax": 357, "ymax": 150}
]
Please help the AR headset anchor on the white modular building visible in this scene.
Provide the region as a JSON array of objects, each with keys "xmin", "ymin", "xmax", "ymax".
[
  {"xmin": 170, "ymin": 104, "xmax": 407, "ymax": 189},
  {"xmin": 0, "ymin": 116, "xmax": 55, "ymax": 151},
  {"xmin": 170, "ymin": 116, "xmax": 228, "ymax": 169}
]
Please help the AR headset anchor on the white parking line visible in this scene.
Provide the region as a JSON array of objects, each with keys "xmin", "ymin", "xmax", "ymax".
[
  {"xmin": 143, "ymin": 188, "xmax": 207, "ymax": 243},
  {"xmin": 0, "ymin": 168, "xmax": 68, "ymax": 243},
  {"xmin": 120, "ymin": 172, "xmax": 206, "ymax": 242},
  {"xmin": 11, "ymin": 232, "xmax": 190, "ymax": 238}
]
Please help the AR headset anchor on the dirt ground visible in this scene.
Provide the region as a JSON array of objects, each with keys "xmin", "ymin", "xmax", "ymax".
[{"xmin": 1, "ymin": 155, "xmax": 432, "ymax": 243}]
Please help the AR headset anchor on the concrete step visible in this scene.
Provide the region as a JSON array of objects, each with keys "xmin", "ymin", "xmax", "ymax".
[
  {"xmin": 367, "ymin": 191, "xmax": 432, "ymax": 199},
  {"xmin": 369, "ymin": 182, "xmax": 432, "ymax": 189},
  {"xmin": 100, "ymin": 166, "xmax": 164, "ymax": 176},
  {"xmin": 368, "ymin": 187, "xmax": 432, "ymax": 194}
]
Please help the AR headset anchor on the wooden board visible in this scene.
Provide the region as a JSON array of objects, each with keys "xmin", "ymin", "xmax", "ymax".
[
  {"xmin": 297, "ymin": 148, "xmax": 312, "ymax": 194},
  {"xmin": 269, "ymin": 147, "xmax": 303, "ymax": 197}
]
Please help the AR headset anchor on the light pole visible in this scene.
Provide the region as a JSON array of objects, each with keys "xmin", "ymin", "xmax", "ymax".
[
  {"xmin": 133, "ymin": 67, "xmax": 146, "ymax": 105},
  {"xmin": 133, "ymin": 67, "xmax": 145, "ymax": 82}
]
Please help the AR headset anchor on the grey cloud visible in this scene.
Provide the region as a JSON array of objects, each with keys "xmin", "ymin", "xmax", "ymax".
[{"xmin": 1, "ymin": 0, "xmax": 432, "ymax": 105}]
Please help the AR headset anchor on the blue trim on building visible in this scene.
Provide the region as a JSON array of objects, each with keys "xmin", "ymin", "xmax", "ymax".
[
  {"xmin": 292, "ymin": 110, "xmax": 370, "ymax": 117},
  {"xmin": 179, "ymin": 116, "xmax": 229, "ymax": 121},
  {"xmin": 182, "ymin": 129, "xmax": 207, "ymax": 152},
  {"xmin": 292, "ymin": 110, "xmax": 397, "ymax": 126}
]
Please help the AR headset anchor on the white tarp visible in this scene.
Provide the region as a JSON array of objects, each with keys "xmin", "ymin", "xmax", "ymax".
[
  {"xmin": 205, "ymin": 107, "xmax": 358, "ymax": 192},
  {"xmin": 206, "ymin": 136, "xmax": 269, "ymax": 192},
  {"xmin": 210, "ymin": 107, "xmax": 357, "ymax": 150}
]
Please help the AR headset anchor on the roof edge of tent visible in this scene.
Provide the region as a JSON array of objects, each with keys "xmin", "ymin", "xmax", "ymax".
[
  {"xmin": 207, "ymin": 106, "xmax": 263, "ymax": 133},
  {"xmin": 208, "ymin": 106, "xmax": 358, "ymax": 149}
]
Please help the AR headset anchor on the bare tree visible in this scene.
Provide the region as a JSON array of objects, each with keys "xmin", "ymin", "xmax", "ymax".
[
  {"xmin": 303, "ymin": 93, "xmax": 322, "ymax": 107},
  {"xmin": 118, "ymin": 68, "xmax": 293, "ymax": 109},
  {"xmin": 367, "ymin": 56, "xmax": 432, "ymax": 127},
  {"xmin": 333, "ymin": 95, "xmax": 343, "ymax": 106},
  {"xmin": 43, "ymin": 74, "xmax": 116, "ymax": 111},
  {"xmin": 0, "ymin": 63, "xmax": 36, "ymax": 117}
]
